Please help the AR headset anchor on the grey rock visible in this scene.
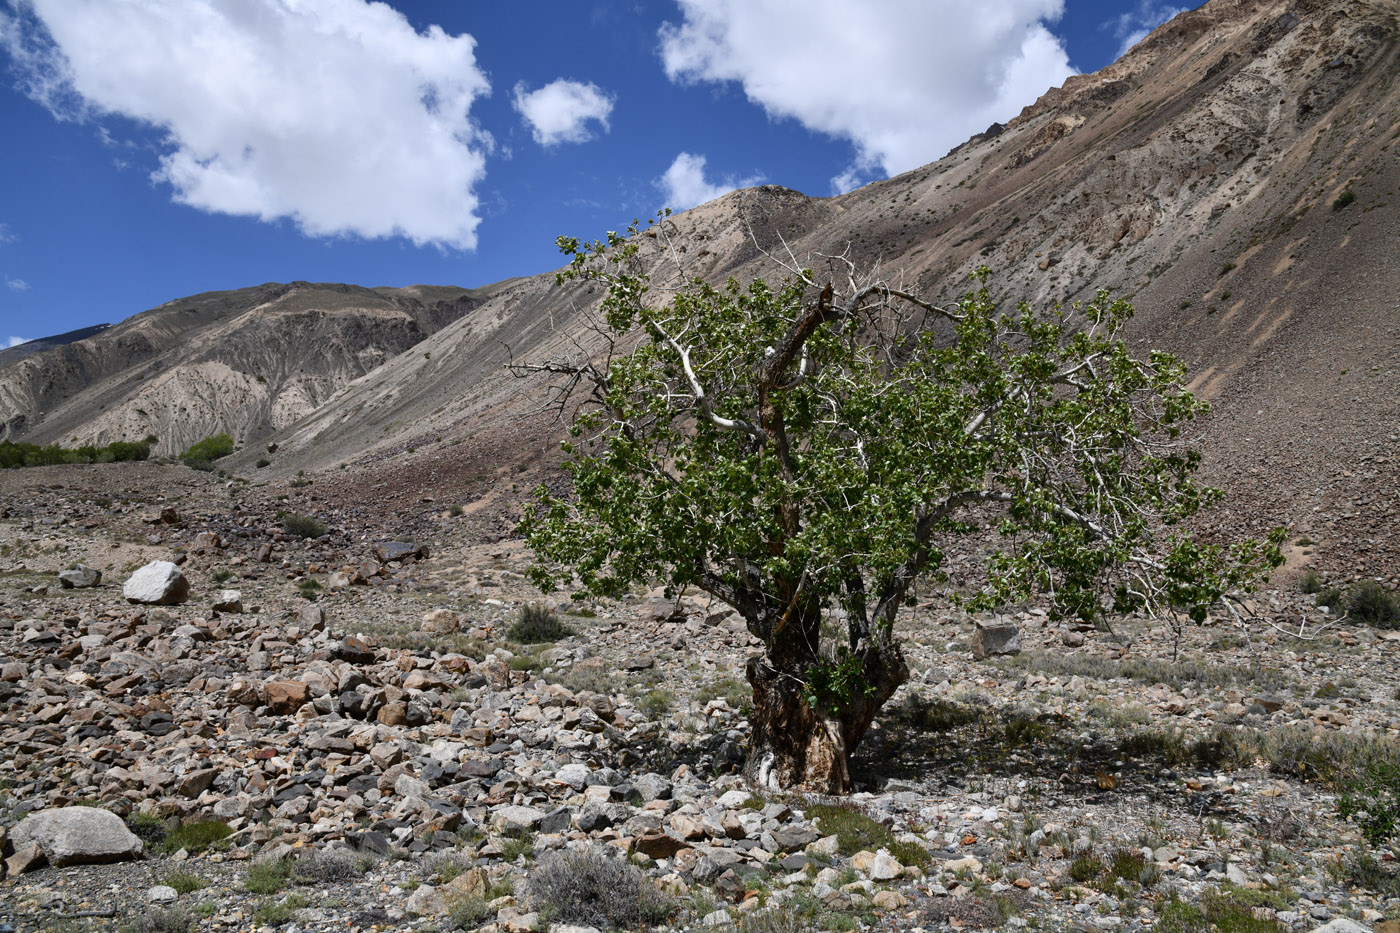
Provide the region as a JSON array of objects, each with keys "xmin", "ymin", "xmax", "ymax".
[
  {"xmin": 631, "ymin": 772, "xmax": 672, "ymax": 802},
  {"xmin": 123, "ymin": 561, "xmax": 190, "ymax": 605},
  {"xmin": 58, "ymin": 565, "xmax": 102, "ymax": 588},
  {"xmin": 11, "ymin": 806, "xmax": 144, "ymax": 867},
  {"xmin": 1307, "ymin": 921, "xmax": 1368, "ymax": 933},
  {"xmin": 211, "ymin": 589, "xmax": 243, "ymax": 612},
  {"xmin": 972, "ymin": 620, "xmax": 1021, "ymax": 659},
  {"xmin": 147, "ymin": 885, "xmax": 178, "ymax": 904}
]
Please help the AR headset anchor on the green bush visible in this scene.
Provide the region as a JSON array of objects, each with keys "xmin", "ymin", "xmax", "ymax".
[
  {"xmin": 245, "ymin": 857, "xmax": 293, "ymax": 894},
  {"xmin": 0, "ymin": 438, "xmax": 151, "ymax": 468},
  {"xmin": 1333, "ymin": 188, "xmax": 1357, "ymax": 211},
  {"xmin": 807, "ymin": 803, "xmax": 895, "ymax": 856},
  {"xmin": 1345, "ymin": 581, "xmax": 1400, "ymax": 628},
  {"xmin": 1297, "ymin": 569, "xmax": 1322, "ymax": 595},
  {"xmin": 180, "ymin": 433, "xmax": 234, "ymax": 463},
  {"xmin": 282, "ymin": 513, "xmax": 327, "ymax": 539},
  {"xmin": 507, "ymin": 603, "xmax": 576, "ymax": 644},
  {"xmin": 159, "ymin": 819, "xmax": 232, "ymax": 855}
]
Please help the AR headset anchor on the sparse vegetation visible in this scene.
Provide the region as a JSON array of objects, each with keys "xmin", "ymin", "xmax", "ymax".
[
  {"xmin": 1333, "ymin": 187, "xmax": 1357, "ymax": 210},
  {"xmin": 245, "ymin": 857, "xmax": 294, "ymax": 894},
  {"xmin": 1344, "ymin": 580, "xmax": 1400, "ymax": 627},
  {"xmin": 507, "ymin": 603, "xmax": 575, "ymax": 644},
  {"xmin": 526, "ymin": 847, "xmax": 674, "ymax": 929},
  {"xmin": 158, "ymin": 819, "xmax": 232, "ymax": 855},
  {"xmin": 282, "ymin": 512, "xmax": 327, "ymax": 539}
]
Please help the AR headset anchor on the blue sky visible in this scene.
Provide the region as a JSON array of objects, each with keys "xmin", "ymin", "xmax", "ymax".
[{"xmin": 0, "ymin": 0, "xmax": 1188, "ymax": 345}]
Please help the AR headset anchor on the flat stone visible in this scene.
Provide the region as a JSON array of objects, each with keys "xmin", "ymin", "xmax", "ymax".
[
  {"xmin": 1308, "ymin": 922, "xmax": 1370, "ymax": 933},
  {"xmin": 59, "ymin": 565, "xmax": 102, "ymax": 588},
  {"xmin": 123, "ymin": 561, "xmax": 190, "ymax": 605},
  {"xmin": 11, "ymin": 807, "xmax": 144, "ymax": 867},
  {"xmin": 493, "ymin": 805, "xmax": 547, "ymax": 832}
]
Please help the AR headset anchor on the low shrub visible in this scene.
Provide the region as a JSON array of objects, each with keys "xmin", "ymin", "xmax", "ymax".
[
  {"xmin": 1345, "ymin": 581, "xmax": 1400, "ymax": 628},
  {"xmin": 291, "ymin": 848, "xmax": 362, "ymax": 883},
  {"xmin": 159, "ymin": 819, "xmax": 232, "ymax": 855},
  {"xmin": 507, "ymin": 603, "xmax": 575, "ymax": 644},
  {"xmin": 282, "ymin": 513, "xmax": 327, "ymax": 539},
  {"xmin": 245, "ymin": 856, "xmax": 293, "ymax": 894},
  {"xmin": 1339, "ymin": 759, "xmax": 1400, "ymax": 846},
  {"xmin": 132, "ymin": 906, "xmax": 195, "ymax": 933},
  {"xmin": 527, "ymin": 847, "xmax": 673, "ymax": 929},
  {"xmin": 1333, "ymin": 188, "xmax": 1357, "ymax": 211},
  {"xmin": 807, "ymin": 803, "xmax": 895, "ymax": 856},
  {"xmin": 180, "ymin": 433, "xmax": 234, "ymax": 463},
  {"xmin": 160, "ymin": 870, "xmax": 206, "ymax": 894},
  {"xmin": 445, "ymin": 894, "xmax": 492, "ymax": 929}
]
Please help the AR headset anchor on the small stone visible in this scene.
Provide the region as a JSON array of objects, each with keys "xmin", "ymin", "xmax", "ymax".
[
  {"xmin": 872, "ymin": 890, "xmax": 908, "ymax": 909},
  {"xmin": 147, "ymin": 885, "xmax": 179, "ymax": 904}
]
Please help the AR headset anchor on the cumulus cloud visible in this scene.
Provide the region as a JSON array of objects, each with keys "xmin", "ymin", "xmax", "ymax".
[
  {"xmin": 0, "ymin": 0, "xmax": 492, "ymax": 249},
  {"xmin": 659, "ymin": 0, "xmax": 1075, "ymax": 190},
  {"xmin": 1110, "ymin": 1, "xmax": 1188, "ymax": 57},
  {"xmin": 658, "ymin": 152, "xmax": 762, "ymax": 210},
  {"xmin": 7, "ymin": 337, "xmax": 29, "ymax": 348},
  {"xmin": 0, "ymin": 223, "xmax": 14, "ymax": 244},
  {"xmin": 513, "ymin": 79, "xmax": 615, "ymax": 146},
  {"xmin": 5, "ymin": 277, "xmax": 29, "ymax": 291}
]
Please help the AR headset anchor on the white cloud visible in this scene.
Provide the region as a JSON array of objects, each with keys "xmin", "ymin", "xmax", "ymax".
[
  {"xmin": 7, "ymin": 337, "xmax": 29, "ymax": 348},
  {"xmin": 659, "ymin": 1, "xmax": 1075, "ymax": 186},
  {"xmin": 5, "ymin": 277, "xmax": 29, "ymax": 291},
  {"xmin": 1110, "ymin": 2, "xmax": 1188, "ymax": 57},
  {"xmin": 0, "ymin": 0, "xmax": 492, "ymax": 249},
  {"xmin": 658, "ymin": 152, "xmax": 763, "ymax": 210},
  {"xmin": 513, "ymin": 79, "xmax": 615, "ymax": 146},
  {"xmin": 0, "ymin": 223, "xmax": 14, "ymax": 244}
]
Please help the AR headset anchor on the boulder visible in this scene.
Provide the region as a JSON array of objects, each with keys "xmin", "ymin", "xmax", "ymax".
[
  {"xmin": 211, "ymin": 589, "xmax": 243, "ymax": 613},
  {"xmin": 971, "ymin": 619, "xmax": 1021, "ymax": 659},
  {"xmin": 374, "ymin": 541, "xmax": 426, "ymax": 563},
  {"xmin": 10, "ymin": 806, "xmax": 144, "ymax": 868},
  {"xmin": 123, "ymin": 561, "xmax": 190, "ymax": 605},
  {"xmin": 263, "ymin": 680, "xmax": 311, "ymax": 714},
  {"xmin": 58, "ymin": 565, "xmax": 102, "ymax": 588},
  {"xmin": 421, "ymin": 609, "xmax": 461, "ymax": 634}
]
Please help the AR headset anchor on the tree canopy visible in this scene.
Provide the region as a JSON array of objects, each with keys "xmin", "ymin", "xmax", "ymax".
[{"xmin": 517, "ymin": 216, "xmax": 1283, "ymax": 792}]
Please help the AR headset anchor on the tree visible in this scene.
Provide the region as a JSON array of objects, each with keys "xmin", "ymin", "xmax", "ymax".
[{"xmin": 516, "ymin": 216, "xmax": 1283, "ymax": 794}]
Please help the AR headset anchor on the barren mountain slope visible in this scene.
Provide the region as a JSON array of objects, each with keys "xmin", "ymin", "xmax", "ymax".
[
  {"xmin": 0, "ymin": 281, "xmax": 490, "ymax": 456},
  {"xmin": 244, "ymin": 0, "xmax": 1398, "ymax": 578}
]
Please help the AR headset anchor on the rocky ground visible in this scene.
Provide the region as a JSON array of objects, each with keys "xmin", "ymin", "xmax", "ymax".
[{"xmin": 1, "ymin": 461, "xmax": 1398, "ymax": 933}]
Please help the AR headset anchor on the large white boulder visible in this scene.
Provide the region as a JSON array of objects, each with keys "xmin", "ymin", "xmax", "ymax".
[
  {"xmin": 10, "ymin": 806, "xmax": 144, "ymax": 868},
  {"xmin": 123, "ymin": 560, "xmax": 190, "ymax": 605}
]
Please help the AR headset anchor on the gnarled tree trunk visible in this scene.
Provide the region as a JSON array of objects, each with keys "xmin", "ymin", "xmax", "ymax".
[{"xmin": 743, "ymin": 630, "xmax": 909, "ymax": 794}]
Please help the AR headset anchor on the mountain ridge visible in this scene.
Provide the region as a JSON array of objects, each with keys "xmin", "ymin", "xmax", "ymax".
[{"xmin": 2, "ymin": 0, "xmax": 1396, "ymax": 577}]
